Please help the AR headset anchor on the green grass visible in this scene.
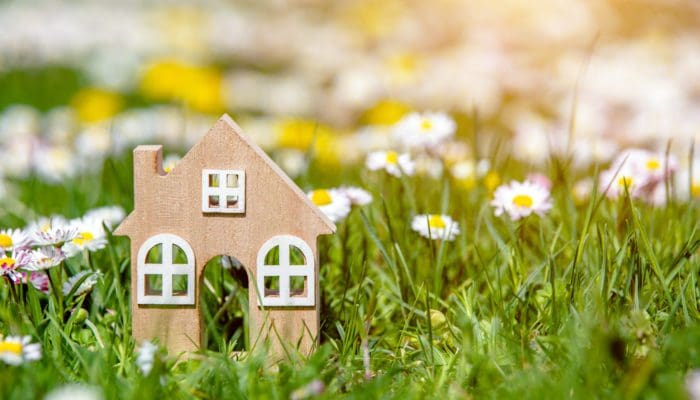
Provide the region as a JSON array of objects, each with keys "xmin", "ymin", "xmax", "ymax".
[
  {"xmin": 0, "ymin": 67, "xmax": 699, "ymax": 399},
  {"xmin": 1, "ymin": 150, "xmax": 699, "ymax": 399}
]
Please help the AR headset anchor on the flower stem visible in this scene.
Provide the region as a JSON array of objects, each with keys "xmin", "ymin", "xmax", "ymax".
[{"xmin": 46, "ymin": 268, "xmax": 64, "ymax": 320}]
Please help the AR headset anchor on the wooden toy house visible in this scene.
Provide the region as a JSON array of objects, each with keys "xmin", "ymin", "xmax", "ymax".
[{"xmin": 114, "ymin": 115, "xmax": 335, "ymax": 357}]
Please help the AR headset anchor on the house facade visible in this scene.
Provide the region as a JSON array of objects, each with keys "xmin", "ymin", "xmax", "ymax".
[{"xmin": 114, "ymin": 115, "xmax": 335, "ymax": 357}]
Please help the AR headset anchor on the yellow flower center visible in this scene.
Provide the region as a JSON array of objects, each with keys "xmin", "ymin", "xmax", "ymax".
[
  {"xmin": 310, "ymin": 190, "xmax": 333, "ymax": 206},
  {"xmin": 73, "ymin": 232, "xmax": 95, "ymax": 246},
  {"xmin": 646, "ymin": 159, "xmax": 660, "ymax": 171},
  {"xmin": 512, "ymin": 194, "xmax": 534, "ymax": 208},
  {"xmin": 0, "ymin": 257, "xmax": 15, "ymax": 267},
  {"xmin": 385, "ymin": 151, "xmax": 399, "ymax": 165},
  {"xmin": 0, "ymin": 234, "xmax": 12, "ymax": 248},
  {"xmin": 428, "ymin": 215, "xmax": 446, "ymax": 229},
  {"xmin": 618, "ymin": 176, "xmax": 633, "ymax": 188},
  {"xmin": 420, "ymin": 118, "xmax": 433, "ymax": 131},
  {"xmin": 0, "ymin": 341, "xmax": 22, "ymax": 355}
]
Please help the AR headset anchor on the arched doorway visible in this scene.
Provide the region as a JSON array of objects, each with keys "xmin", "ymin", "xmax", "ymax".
[{"xmin": 200, "ymin": 255, "xmax": 249, "ymax": 353}]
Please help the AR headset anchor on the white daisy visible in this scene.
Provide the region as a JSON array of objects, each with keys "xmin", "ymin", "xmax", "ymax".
[
  {"xmin": 31, "ymin": 217, "xmax": 78, "ymax": 246},
  {"xmin": 0, "ymin": 335, "xmax": 41, "ymax": 365},
  {"xmin": 491, "ymin": 180, "xmax": 553, "ymax": 221},
  {"xmin": 392, "ymin": 112, "xmax": 456, "ymax": 150},
  {"xmin": 136, "ymin": 340, "xmax": 158, "ymax": 375},
  {"xmin": 365, "ymin": 150, "xmax": 415, "ymax": 177},
  {"xmin": 0, "ymin": 228, "xmax": 32, "ymax": 251},
  {"xmin": 307, "ymin": 189, "xmax": 351, "ymax": 223},
  {"xmin": 162, "ymin": 154, "xmax": 182, "ymax": 173},
  {"xmin": 25, "ymin": 215, "xmax": 69, "ymax": 235},
  {"xmin": 24, "ymin": 246, "xmax": 66, "ymax": 271},
  {"xmin": 62, "ymin": 218, "xmax": 109, "ymax": 257},
  {"xmin": 337, "ymin": 186, "xmax": 373, "ymax": 206},
  {"xmin": 83, "ymin": 206, "xmax": 125, "ymax": 230},
  {"xmin": 63, "ymin": 270, "xmax": 101, "ymax": 296},
  {"xmin": 411, "ymin": 214, "xmax": 460, "ymax": 241}
]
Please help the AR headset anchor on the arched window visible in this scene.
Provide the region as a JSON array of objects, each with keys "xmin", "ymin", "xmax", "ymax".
[
  {"xmin": 137, "ymin": 234, "xmax": 195, "ymax": 305},
  {"xmin": 256, "ymin": 235, "xmax": 315, "ymax": 307}
]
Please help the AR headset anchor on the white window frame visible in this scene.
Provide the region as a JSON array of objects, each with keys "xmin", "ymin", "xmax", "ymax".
[
  {"xmin": 202, "ymin": 169, "xmax": 245, "ymax": 213},
  {"xmin": 256, "ymin": 235, "xmax": 315, "ymax": 307},
  {"xmin": 137, "ymin": 233, "xmax": 195, "ymax": 305}
]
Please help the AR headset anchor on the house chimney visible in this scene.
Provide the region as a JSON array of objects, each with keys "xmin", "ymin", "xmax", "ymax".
[{"xmin": 133, "ymin": 145, "xmax": 165, "ymax": 201}]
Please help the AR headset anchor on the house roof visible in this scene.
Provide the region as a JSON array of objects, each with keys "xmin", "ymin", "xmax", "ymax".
[{"xmin": 114, "ymin": 114, "xmax": 336, "ymax": 237}]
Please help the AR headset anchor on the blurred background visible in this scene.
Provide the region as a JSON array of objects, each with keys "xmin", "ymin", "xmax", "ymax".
[{"xmin": 0, "ymin": 0, "xmax": 699, "ymax": 189}]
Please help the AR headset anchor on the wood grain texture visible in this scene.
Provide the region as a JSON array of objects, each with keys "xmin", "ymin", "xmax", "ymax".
[{"xmin": 115, "ymin": 115, "xmax": 335, "ymax": 358}]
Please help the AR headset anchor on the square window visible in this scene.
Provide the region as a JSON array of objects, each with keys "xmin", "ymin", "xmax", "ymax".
[
  {"xmin": 172, "ymin": 274, "xmax": 189, "ymax": 296},
  {"xmin": 202, "ymin": 170, "xmax": 245, "ymax": 214},
  {"xmin": 264, "ymin": 276, "xmax": 279, "ymax": 297},
  {"xmin": 145, "ymin": 274, "xmax": 162, "ymax": 296},
  {"xmin": 226, "ymin": 174, "xmax": 239, "ymax": 188},
  {"xmin": 290, "ymin": 276, "xmax": 307, "ymax": 297},
  {"xmin": 208, "ymin": 174, "xmax": 219, "ymax": 187}
]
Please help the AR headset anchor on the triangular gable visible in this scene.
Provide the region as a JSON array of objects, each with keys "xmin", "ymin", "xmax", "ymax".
[{"xmin": 114, "ymin": 114, "xmax": 336, "ymax": 237}]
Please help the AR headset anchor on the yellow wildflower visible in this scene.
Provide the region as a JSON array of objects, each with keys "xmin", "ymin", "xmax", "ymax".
[
  {"xmin": 140, "ymin": 59, "xmax": 224, "ymax": 114},
  {"xmin": 71, "ymin": 88, "xmax": 123, "ymax": 123},
  {"xmin": 361, "ymin": 99, "xmax": 411, "ymax": 126}
]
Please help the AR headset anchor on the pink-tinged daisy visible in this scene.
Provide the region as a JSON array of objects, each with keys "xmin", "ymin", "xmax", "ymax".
[
  {"xmin": 61, "ymin": 218, "xmax": 109, "ymax": 257},
  {"xmin": 612, "ymin": 149, "xmax": 678, "ymax": 182},
  {"xmin": 525, "ymin": 173, "xmax": 552, "ymax": 190},
  {"xmin": 0, "ymin": 228, "xmax": 32, "ymax": 251},
  {"xmin": 307, "ymin": 189, "xmax": 351, "ymax": 223},
  {"xmin": 392, "ymin": 112, "xmax": 456, "ymax": 150},
  {"xmin": 599, "ymin": 167, "xmax": 647, "ymax": 199},
  {"xmin": 600, "ymin": 149, "xmax": 678, "ymax": 200},
  {"xmin": 411, "ymin": 214, "xmax": 460, "ymax": 241},
  {"xmin": 27, "ymin": 271, "xmax": 50, "ymax": 294},
  {"xmin": 31, "ymin": 218, "xmax": 78, "ymax": 246},
  {"xmin": 365, "ymin": 150, "xmax": 415, "ymax": 177},
  {"xmin": 337, "ymin": 186, "xmax": 373, "ymax": 206},
  {"xmin": 0, "ymin": 249, "xmax": 31, "ymax": 284},
  {"xmin": 24, "ymin": 246, "xmax": 66, "ymax": 271},
  {"xmin": 491, "ymin": 180, "xmax": 553, "ymax": 221},
  {"xmin": 0, "ymin": 335, "xmax": 41, "ymax": 365}
]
